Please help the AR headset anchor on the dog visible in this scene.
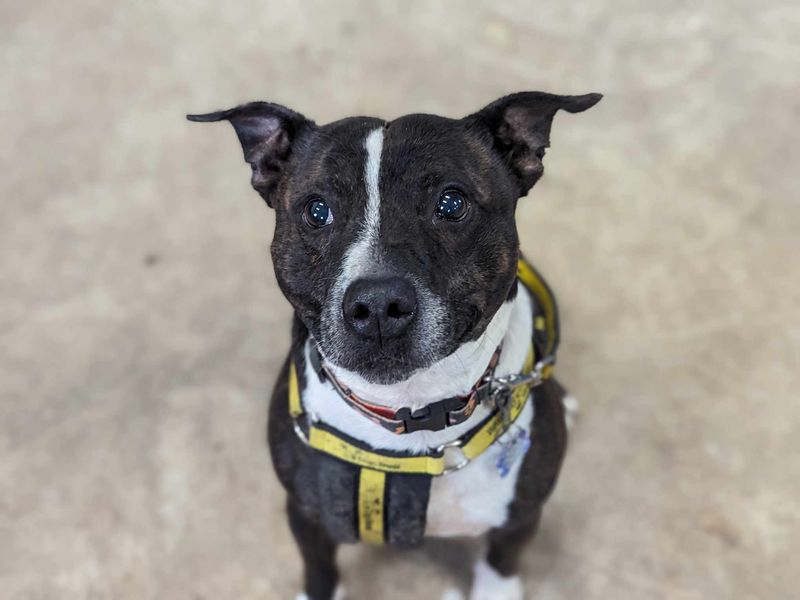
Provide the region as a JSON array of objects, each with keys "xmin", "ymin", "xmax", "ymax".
[{"xmin": 188, "ymin": 90, "xmax": 601, "ymax": 600}]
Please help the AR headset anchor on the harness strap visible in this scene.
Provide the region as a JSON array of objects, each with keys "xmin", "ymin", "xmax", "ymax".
[
  {"xmin": 291, "ymin": 344, "xmax": 535, "ymax": 477},
  {"xmin": 517, "ymin": 257, "xmax": 559, "ymax": 358},
  {"xmin": 288, "ymin": 361, "xmax": 303, "ymax": 419},
  {"xmin": 358, "ymin": 468, "xmax": 386, "ymax": 545},
  {"xmin": 308, "ymin": 423, "xmax": 447, "ymax": 475}
]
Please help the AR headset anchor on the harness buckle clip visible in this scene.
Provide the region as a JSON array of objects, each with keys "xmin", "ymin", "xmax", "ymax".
[
  {"xmin": 489, "ymin": 355, "xmax": 556, "ymax": 414},
  {"xmin": 396, "ymin": 396, "xmax": 466, "ymax": 433}
]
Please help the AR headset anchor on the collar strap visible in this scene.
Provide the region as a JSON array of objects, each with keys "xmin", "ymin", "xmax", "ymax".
[{"xmin": 309, "ymin": 343, "xmax": 502, "ymax": 434}]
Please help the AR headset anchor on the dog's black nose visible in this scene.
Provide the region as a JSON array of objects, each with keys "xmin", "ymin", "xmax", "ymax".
[{"xmin": 342, "ymin": 277, "xmax": 417, "ymax": 341}]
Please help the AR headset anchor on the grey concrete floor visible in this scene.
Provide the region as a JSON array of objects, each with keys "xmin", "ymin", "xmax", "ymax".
[{"xmin": 1, "ymin": 1, "xmax": 798, "ymax": 599}]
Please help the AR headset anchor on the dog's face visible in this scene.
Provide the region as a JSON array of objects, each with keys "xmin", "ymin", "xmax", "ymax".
[{"xmin": 189, "ymin": 92, "xmax": 600, "ymax": 383}]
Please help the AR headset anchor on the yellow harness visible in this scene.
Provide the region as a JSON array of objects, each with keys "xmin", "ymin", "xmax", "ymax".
[{"xmin": 287, "ymin": 257, "xmax": 558, "ymax": 544}]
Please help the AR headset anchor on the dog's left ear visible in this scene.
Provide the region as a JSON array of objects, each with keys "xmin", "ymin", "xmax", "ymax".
[
  {"xmin": 467, "ymin": 91, "xmax": 602, "ymax": 196},
  {"xmin": 187, "ymin": 102, "xmax": 315, "ymax": 207}
]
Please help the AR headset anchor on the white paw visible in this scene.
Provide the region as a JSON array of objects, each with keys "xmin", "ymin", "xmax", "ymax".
[
  {"xmin": 469, "ymin": 559, "xmax": 523, "ymax": 600},
  {"xmin": 294, "ymin": 586, "xmax": 345, "ymax": 600},
  {"xmin": 562, "ymin": 394, "xmax": 579, "ymax": 430},
  {"xmin": 441, "ymin": 588, "xmax": 465, "ymax": 600}
]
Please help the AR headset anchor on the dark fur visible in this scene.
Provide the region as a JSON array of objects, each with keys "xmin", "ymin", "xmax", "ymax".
[{"xmin": 189, "ymin": 91, "xmax": 600, "ymax": 598}]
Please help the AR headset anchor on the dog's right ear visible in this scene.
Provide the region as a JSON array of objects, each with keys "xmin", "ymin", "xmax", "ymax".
[
  {"xmin": 187, "ymin": 102, "xmax": 315, "ymax": 207},
  {"xmin": 467, "ymin": 92, "xmax": 602, "ymax": 197}
]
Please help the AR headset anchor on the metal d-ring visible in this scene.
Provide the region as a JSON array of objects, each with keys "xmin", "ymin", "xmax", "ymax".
[
  {"xmin": 292, "ymin": 413, "xmax": 320, "ymax": 447},
  {"xmin": 292, "ymin": 418, "xmax": 310, "ymax": 446},
  {"xmin": 436, "ymin": 438, "xmax": 470, "ymax": 475}
]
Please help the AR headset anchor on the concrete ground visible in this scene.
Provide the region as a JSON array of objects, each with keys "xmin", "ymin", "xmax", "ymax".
[{"xmin": 1, "ymin": 1, "xmax": 798, "ymax": 598}]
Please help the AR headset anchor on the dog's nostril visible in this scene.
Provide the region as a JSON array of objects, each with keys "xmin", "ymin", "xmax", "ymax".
[
  {"xmin": 353, "ymin": 304, "xmax": 370, "ymax": 320},
  {"xmin": 386, "ymin": 302, "xmax": 409, "ymax": 319}
]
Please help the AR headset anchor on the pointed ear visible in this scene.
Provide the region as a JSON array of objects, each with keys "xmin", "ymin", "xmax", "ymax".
[
  {"xmin": 187, "ymin": 102, "xmax": 315, "ymax": 207},
  {"xmin": 467, "ymin": 91, "xmax": 602, "ymax": 196}
]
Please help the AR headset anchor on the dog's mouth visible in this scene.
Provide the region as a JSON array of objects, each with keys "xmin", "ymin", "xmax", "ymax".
[
  {"xmin": 349, "ymin": 350, "xmax": 427, "ymax": 382},
  {"xmin": 317, "ymin": 330, "xmax": 439, "ymax": 385}
]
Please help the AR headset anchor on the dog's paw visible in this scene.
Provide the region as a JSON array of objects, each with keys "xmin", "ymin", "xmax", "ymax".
[
  {"xmin": 441, "ymin": 588, "xmax": 465, "ymax": 600},
  {"xmin": 562, "ymin": 394, "xmax": 579, "ymax": 430},
  {"xmin": 294, "ymin": 585, "xmax": 345, "ymax": 600},
  {"xmin": 468, "ymin": 560, "xmax": 523, "ymax": 600}
]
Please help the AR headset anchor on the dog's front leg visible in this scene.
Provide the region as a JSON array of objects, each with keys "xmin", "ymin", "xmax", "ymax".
[
  {"xmin": 286, "ymin": 498, "xmax": 341, "ymax": 600},
  {"xmin": 469, "ymin": 508, "xmax": 542, "ymax": 600}
]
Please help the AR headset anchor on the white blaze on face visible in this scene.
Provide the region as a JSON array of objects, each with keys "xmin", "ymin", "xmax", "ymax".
[
  {"xmin": 363, "ymin": 127, "xmax": 384, "ymax": 244},
  {"xmin": 320, "ymin": 127, "xmax": 392, "ymax": 363},
  {"xmin": 338, "ymin": 126, "xmax": 385, "ymax": 283},
  {"xmin": 319, "ymin": 127, "xmax": 385, "ymax": 362}
]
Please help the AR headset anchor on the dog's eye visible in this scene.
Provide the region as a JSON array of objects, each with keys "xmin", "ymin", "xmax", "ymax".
[
  {"xmin": 435, "ymin": 190, "xmax": 469, "ymax": 221},
  {"xmin": 303, "ymin": 198, "xmax": 333, "ymax": 228}
]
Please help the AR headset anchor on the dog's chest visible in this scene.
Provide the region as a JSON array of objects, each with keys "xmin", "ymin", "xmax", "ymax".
[
  {"xmin": 300, "ymin": 289, "xmax": 536, "ymax": 540},
  {"xmin": 425, "ymin": 401, "xmax": 533, "ymax": 537}
]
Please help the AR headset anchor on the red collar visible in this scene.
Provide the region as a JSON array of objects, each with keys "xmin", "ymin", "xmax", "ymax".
[{"xmin": 310, "ymin": 345, "xmax": 502, "ymax": 434}]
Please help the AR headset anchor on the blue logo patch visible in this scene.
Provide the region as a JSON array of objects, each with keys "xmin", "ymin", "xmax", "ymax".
[{"xmin": 495, "ymin": 427, "xmax": 531, "ymax": 478}]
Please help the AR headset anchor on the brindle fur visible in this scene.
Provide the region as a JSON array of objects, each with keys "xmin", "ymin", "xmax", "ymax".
[{"xmin": 189, "ymin": 91, "xmax": 600, "ymax": 599}]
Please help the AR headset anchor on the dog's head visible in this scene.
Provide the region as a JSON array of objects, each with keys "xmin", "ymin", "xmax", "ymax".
[{"xmin": 189, "ymin": 92, "xmax": 600, "ymax": 384}]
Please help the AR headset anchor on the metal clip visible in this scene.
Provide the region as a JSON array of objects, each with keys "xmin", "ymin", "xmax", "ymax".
[
  {"xmin": 292, "ymin": 418, "xmax": 310, "ymax": 446},
  {"xmin": 488, "ymin": 356, "xmax": 555, "ymax": 423},
  {"xmin": 435, "ymin": 438, "xmax": 470, "ymax": 475},
  {"xmin": 492, "ymin": 383, "xmax": 513, "ymax": 427},
  {"xmin": 491, "ymin": 357, "xmax": 554, "ymax": 397},
  {"xmin": 292, "ymin": 413, "xmax": 320, "ymax": 447}
]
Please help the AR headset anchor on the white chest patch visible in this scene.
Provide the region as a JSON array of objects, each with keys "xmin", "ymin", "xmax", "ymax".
[{"xmin": 425, "ymin": 400, "xmax": 533, "ymax": 537}]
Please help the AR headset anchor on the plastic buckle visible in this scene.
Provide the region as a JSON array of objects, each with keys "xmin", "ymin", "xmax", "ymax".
[
  {"xmin": 395, "ymin": 396, "xmax": 467, "ymax": 433},
  {"xmin": 396, "ymin": 402, "xmax": 447, "ymax": 433}
]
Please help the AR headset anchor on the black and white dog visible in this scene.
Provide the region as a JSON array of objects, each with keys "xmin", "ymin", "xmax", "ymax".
[{"xmin": 189, "ymin": 90, "xmax": 600, "ymax": 600}]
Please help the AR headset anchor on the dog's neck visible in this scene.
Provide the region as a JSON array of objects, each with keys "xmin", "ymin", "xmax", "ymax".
[{"xmin": 303, "ymin": 287, "xmax": 534, "ymax": 452}]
